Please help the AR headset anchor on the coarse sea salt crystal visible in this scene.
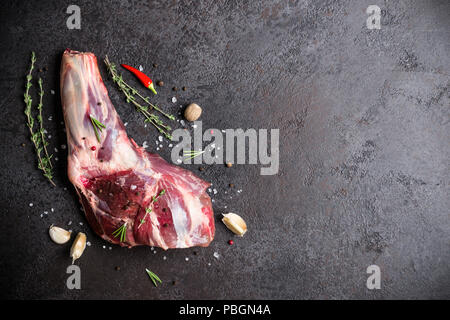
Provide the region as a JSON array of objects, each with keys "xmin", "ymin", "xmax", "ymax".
[
  {"xmin": 51, "ymin": 208, "xmax": 54, "ymax": 212},
  {"xmin": 29, "ymin": 203, "xmax": 33, "ymax": 207},
  {"xmin": 79, "ymin": 222, "xmax": 83, "ymax": 225},
  {"xmin": 48, "ymin": 116, "xmax": 53, "ymax": 121},
  {"xmin": 54, "ymin": 147, "xmax": 58, "ymax": 152},
  {"xmin": 213, "ymin": 252, "xmax": 220, "ymax": 259},
  {"xmin": 40, "ymin": 214, "xmax": 43, "ymax": 218},
  {"xmin": 68, "ymin": 221, "xmax": 72, "ymax": 225},
  {"xmin": 185, "ymin": 257, "xmax": 189, "ymax": 261},
  {"xmin": 130, "ymin": 185, "xmax": 137, "ymax": 190},
  {"xmin": 124, "ymin": 122, "xmax": 128, "ymax": 126},
  {"xmin": 180, "ymin": 120, "xmax": 185, "ymax": 126},
  {"xmin": 159, "ymin": 144, "xmax": 163, "ymax": 148},
  {"xmin": 177, "ymin": 159, "xmax": 182, "ymax": 164},
  {"xmin": 61, "ymin": 144, "xmax": 66, "ymax": 149},
  {"xmin": 213, "ymin": 188, "xmax": 217, "ymax": 194},
  {"xmin": 172, "ymin": 97, "xmax": 177, "ymax": 103},
  {"xmin": 55, "ymin": 157, "xmax": 59, "ymax": 161},
  {"xmin": 192, "ymin": 124, "xmax": 197, "ymax": 128},
  {"xmin": 138, "ymin": 65, "xmax": 144, "ymax": 71},
  {"xmin": 208, "ymin": 262, "xmax": 211, "ymax": 266},
  {"xmin": 48, "ymin": 135, "xmax": 52, "ymax": 139},
  {"xmin": 50, "ymin": 90, "xmax": 55, "ymax": 95},
  {"xmin": 169, "ymin": 144, "xmax": 173, "ymax": 148},
  {"xmin": 158, "ymin": 136, "xmax": 163, "ymax": 142},
  {"xmin": 86, "ymin": 241, "xmax": 91, "ymax": 247},
  {"xmin": 208, "ymin": 188, "xmax": 212, "ymax": 193},
  {"xmin": 163, "ymin": 256, "xmax": 167, "ymax": 260},
  {"xmin": 142, "ymin": 141, "xmax": 148, "ymax": 149},
  {"xmin": 103, "ymin": 245, "xmax": 106, "ymax": 249},
  {"xmin": 156, "ymin": 147, "xmax": 160, "ymax": 151}
]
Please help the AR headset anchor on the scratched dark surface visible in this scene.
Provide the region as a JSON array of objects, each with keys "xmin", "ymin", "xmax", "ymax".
[{"xmin": 0, "ymin": 0, "xmax": 449, "ymax": 299}]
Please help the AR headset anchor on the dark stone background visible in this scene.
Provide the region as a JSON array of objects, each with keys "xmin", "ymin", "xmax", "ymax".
[{"xmin": 0, "ymin": 0, "xmax": 448, "ymax": 299}]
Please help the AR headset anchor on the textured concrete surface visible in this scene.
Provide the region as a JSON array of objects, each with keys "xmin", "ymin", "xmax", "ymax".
[{"xmin": 0, "ymin": 0, "xmax": 449, "ymax": 299}]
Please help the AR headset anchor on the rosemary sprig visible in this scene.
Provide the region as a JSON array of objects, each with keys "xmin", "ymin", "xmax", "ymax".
[
  {"xmin": 183, "ymin": 149, "xmax": 205, "ymax": 160},
  {"xmin": 24, "ymin": 52, "xmax": 55, "ymax": 186},
  {"xmin": 138, "ymin": 189, "xmax": 166, "ymax": 228},
  {"xmin": 145, "ymin": 268, "xmax": 162, "ymax": 287},
  {"xmin": 104, "ymin": 56, "xmax": 174, "ymax": 140},
  {"xmin": 112, "ymin": 222, "xmax": 128, "ymax": 242},
  {"xmin": 90, "ymin": 115, "xmax": 106, "ymax": 142}
]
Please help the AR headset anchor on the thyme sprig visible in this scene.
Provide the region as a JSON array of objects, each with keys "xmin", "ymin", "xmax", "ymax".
[
  {"xmin": 112, "ymin": 222, "xmax": 128, "ymax": 242},
  {"xmin": 24, "ymin": 52, "xmax": 55, "ymax": 186},
  {"xmin": 145, "ymin": 268, "xmax": 162, "ymax": 287},
  {"xmin": 104, "ymin": 56, "xmax": 174, "ymax": 140},
  {"xmin": 37, "ymin": 78, "xmax": 52, "ymax": 169},
  {"xmin": 138, "ymin": 189, "xmax": 166, "ymax": 228},
  {"xmin": 90, "ymin": 115, "xmax": 106, "ymax": 142}
]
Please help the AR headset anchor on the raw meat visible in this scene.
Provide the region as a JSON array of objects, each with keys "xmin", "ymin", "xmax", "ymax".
[{"xmin": 60, "ymin": 49, "xmax": 215, "ymax": 249}]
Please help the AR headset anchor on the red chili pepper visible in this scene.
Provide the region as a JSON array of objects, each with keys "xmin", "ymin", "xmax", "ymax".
[{"xmin": 121, "ymin": 64, "xmax": 157, "ymax": 95}]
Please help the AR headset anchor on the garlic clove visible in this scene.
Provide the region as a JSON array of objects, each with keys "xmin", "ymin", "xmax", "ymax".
[
  {"xmin": 70, "ymin": 232, "xmax": 87, "ymax": 264},
  {"xmin": 49, "ymin": 225, "xmax": 72, "ymax": 244},
  {"xmin": 222, "ymin": 213, "xmax": 247, "ymax": 236}
]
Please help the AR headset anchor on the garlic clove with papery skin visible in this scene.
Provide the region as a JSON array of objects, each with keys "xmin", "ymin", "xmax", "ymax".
[
  {"xmin": 70, "ymin": 232, "xmax": 87, "ymax": 264},
  {"xmin": 222, "ymin": 213, "xmax": 247, "ymax": 237},
  {"xmin": 49, "ymin": 225, "xmax": 72, "ymax": 244}
]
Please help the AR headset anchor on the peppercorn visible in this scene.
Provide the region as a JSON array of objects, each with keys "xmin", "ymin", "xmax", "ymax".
[
  {"xmin": 193, "ymin": 251, "xmax": 198, "ymax": 255},
  {"xmin": 199, "ymin": 167, "xmax": 204, "ymax": 171},
  {"xmin": 43, "ymin": 67, "xmax": 48, "ymax": 71},
  {"xmin": 115, "ymin": 266, "xmax": 120, "ymax": 271},
  {"xmin": 21, "ymin": 143, "xmax": 25, "ymax": 147},
  {"xmin": 157, "ymin": 80, "xmax": 164, "ymax": 87},
  {"xmin": 229, "ymin": 183, "xmax": 234, "ymax": 188},
  {"xmin": 172, "ymin": 280, "xmax": 177, "ymax": 285},
  {"xmin": 182, "ymin": 86, "xmax": 187, "ymax": 91},
  {"xmin": 163, "ymin": 223, "xmax": 169, "ymax": 227},
  {"xmin": 153, "ymin": 63, "xmax": 158, "ymax": 68},
  {"xmin": 172, "ymin": 87, "xmax": 178, "ymax": 91}
]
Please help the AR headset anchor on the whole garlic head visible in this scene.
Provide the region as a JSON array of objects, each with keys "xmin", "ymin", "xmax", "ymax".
[
  {"xmin": 222, "ymin": 213, "xmax": 247, "ymax": 236},
  {"xmin": 49, "ymin": 225, "xmax": 72, "ymax": 244}
]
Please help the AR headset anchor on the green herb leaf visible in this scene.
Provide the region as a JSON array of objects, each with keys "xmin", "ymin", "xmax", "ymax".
[{"xmin": 145, "ymin": 268, "xmax": 162, "ymax": 287}]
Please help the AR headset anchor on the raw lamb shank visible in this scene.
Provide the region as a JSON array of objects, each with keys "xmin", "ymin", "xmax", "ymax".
[{"xmin": 60, "ymin": 49, "xmax": 214, "ymax": 249}]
